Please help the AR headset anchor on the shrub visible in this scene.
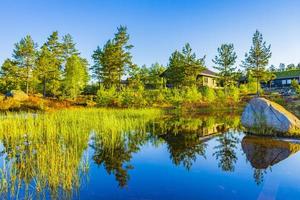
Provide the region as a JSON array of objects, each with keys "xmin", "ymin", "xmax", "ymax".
[
  {"xmin": 200, "ymin": 87, "xmax": 216, "ymax": 103},
  {"xmin": 239, "ymin": 84, "xmax": 248, "ymax": 95},
  {"xmin": 96, "ymin": 86, "xmax": 119, "ymax": 107},
  {"xmin": 183, "ymin": 86, "xmax": 202, "ymax": 104},
  {"xmin": 121, "ymin": 87, "xmax": 147, "ymax": 108},
  {"xmin": 215, "ymin": 89, "xmax": 225, "ymax": 100},
  {"xmin": 144, "ymin": 89, "xmax": 167, "ymax": 106},
  {"xmin": 9, "ymin": 90, "xmax": 29, "ymax": 101},
  {"xmin": 228, "ymin": 86, "xmax": 240, "ymax": 103},
  {"xmin": 291, "ymin": 80, "xmax": 300, "ymax": 94},
  {"xmin": 165, "ymin": 88, "xmax": 184, "ymax": 107}
]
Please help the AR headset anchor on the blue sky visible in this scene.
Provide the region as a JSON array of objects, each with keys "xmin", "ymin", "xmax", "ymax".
[{"xmin": 0, "ymin": 0, "xmax": 300, "ymax": 70}]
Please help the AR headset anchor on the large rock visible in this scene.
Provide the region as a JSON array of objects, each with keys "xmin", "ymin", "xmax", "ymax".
[{"xmin": 241, "ymin": 97, "xmax": 300, "ymax": 136}]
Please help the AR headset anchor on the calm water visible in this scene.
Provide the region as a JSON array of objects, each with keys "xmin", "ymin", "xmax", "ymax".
[{"xmin": 1, "ymin": 111, "xmax": 300, "ymax": 200}]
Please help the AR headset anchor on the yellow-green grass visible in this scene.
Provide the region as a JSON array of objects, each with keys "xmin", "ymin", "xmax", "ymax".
[{"xmin": 0, "ymin": 108, "xmax": 161, "ymax": 199}]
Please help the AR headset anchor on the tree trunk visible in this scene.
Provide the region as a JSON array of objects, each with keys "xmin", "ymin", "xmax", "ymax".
[
  {"xmin": 257, "ymin": 77, "xmax": 259, "ymax": 96},
  {"xmin": 43, "ymin": 76, "xmax": 46, "ymax": 98}
]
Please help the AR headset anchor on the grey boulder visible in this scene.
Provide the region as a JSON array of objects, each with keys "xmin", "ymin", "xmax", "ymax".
[{"xmin": 241, "ymin": 97, "xmax": 300, "ymax": 136}]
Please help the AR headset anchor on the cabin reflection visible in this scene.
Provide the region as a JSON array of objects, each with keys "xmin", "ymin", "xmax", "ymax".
[{"xmin": 153, "ymin": 115, "xmax": 239, "ymax": 170}]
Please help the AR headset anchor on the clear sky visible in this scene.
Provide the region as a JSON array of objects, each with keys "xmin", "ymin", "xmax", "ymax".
[{"xmin": 0, "ymin": 0, "xmax": 300, "ymax": 70}]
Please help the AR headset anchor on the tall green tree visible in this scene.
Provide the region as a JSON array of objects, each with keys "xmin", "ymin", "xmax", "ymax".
[
  {"xmin": 92, "ymin": 26, "xmax": 134, "ymax": 89},
  {"xmin": 147, "ymin": 63, "xmax": 166, "ymax": 89},
  {"xmin": 64, "ymin": 55, "xmax": 89, "ymax": 99},
  {"xmin": 212, "ymin": 43, "xmax": 237, "ymax": 92},
  {"xmin": 13, "ymin": 35, "xmax": 37, "ymax": 94},
  {"xmin": 42, "ymin": 31, "xmax": 65, "ymax": 96},
  {"xmin": 242, "ymin": 30, "xmax": 272, "ymax": 95},
  {"xmin": 35, "ymin": 45, "xmax": 60, "ymax": 97},
  {"xmin": 165, "ymin": 43, "xmax": 206, "ymax": 87},
  {"xmin": 62, "ymin": 34, "xmax": 79, "ymax": 61},
  {"xmin": 0, "ymin": 59, "xmax": 21, "ymax": 92}
]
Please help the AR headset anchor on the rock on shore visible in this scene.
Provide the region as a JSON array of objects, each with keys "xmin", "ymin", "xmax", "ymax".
[{"xmin": 241, "ymin": 97, "xmax": 300, "ymax": 136}]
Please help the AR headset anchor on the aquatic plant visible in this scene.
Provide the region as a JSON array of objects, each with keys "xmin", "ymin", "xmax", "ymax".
[{"xmin": 0, "ymin": 108, "xmax": 161, "ymax": 199}]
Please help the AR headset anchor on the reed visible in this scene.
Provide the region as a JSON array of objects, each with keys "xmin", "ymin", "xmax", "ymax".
[{"xmin": 0, "ymin": 108, "xmax": 161, "ymax": 199}]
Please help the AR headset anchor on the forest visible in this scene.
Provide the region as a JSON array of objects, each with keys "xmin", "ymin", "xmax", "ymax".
[{"xmin": 0, "ymin": 26, "xmax": 298, "ymax": 110}]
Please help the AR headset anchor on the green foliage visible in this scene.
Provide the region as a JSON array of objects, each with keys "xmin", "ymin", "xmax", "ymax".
[
  {"xmin": 64, "ymin": 55, "xmax": 89, "ymax": 99},
  {"xmin": 92, "ymin": 26, "xmax": 134, "ymax": 88},
  {"xmin": 201, "ymin": 87, "xmax": 216, "ymax": 103},
  {"xmin": 35, "ymin": 45, "xmax": 61, "ymax": 97},
  {"xmin": 183, "ymin": 86, "xmax": 202, "ymax": 104},
  {"xmin": 291, "ymin": 79, "xmax": 300, "ymax": 94},
  {"xmin": 228, "ymin": 86, "xmax": 240, "ymax": 103},
  {"xmin": 213, "ymin": 43, "xmax": 237, "ymax": 89},
  {"xmin": 164, "ymin": 43, "xmax": 206, "ymax": 87},
  {"xmin": 0, "ymin": 59, "xmax": 21, "ymax": 92},
  {"xmin": 242, "ymin": 30, "xmax": 271, "ymax": 95},
  {"xmin": 12, "ymin": 35, "xmax": 38, "ymax": 94},
  {"xmin": 96, "ymin": 86, "xmax": 120, "ymax": 106},
  {"xmin": 121, "ymin": 86, "xmax": 147, "ymax": 107},
  {"xmin": 62, "ymin": 34, "xmax": 79, "ymax": 60}
]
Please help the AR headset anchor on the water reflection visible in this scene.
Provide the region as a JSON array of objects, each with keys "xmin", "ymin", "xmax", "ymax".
[
  {"xmin": 0, "ymin": 110, "xmax": 299, "ymax": 199},
  {"xmin": 91, "ymin": 131, "xmax": 148, "ymax": 187},
  {"xmin": 213, "ymin": 132, "xmax": 240, "ymax": 172},
  {"xmin": 242, "ymin": 135, "xmax": 300, "ymax": 184}
]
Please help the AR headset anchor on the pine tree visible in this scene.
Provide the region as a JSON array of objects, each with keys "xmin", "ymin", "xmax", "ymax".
[
  {"xmin": 64, "ymin": 55, "xmax": 89, "ymax": 99},
  {"xmin": 91, "ymin": 26, "xmax": 134, "ymax": 89},
  {"xmin": 13, "ymin": 35, "xmax": 37, "ymax": 94},
  {"xmin": 62, "ymin": 34, "xmax": 79, "ymax": 61},
  {"xmin": 43, "ymin": 31, "xmax": 65, "ymax": 96},
  {"xmin": 35, "ymin": 45, "xmax": 60, "ymax": 97},
  {"xmin": 148, "ymin": 63, "xmax": 166, "ymax": 89},
  {"xmin": 213, "ymin": 43, "xmax": 237, "ymax": 92},
  {"xmin": 165, "ymin": 43, "xmax": 205, "ymax": 87},
  {"xmin": 165, "ymin": 50, "xmax": 184, "ymax": 87},
  {"xmin": 0, "ymin": 59, "xmax": 21, "ymax": 92},
  {"xmin": 242, "ymin": 30, "xmax": 272, "ymax": 95}
]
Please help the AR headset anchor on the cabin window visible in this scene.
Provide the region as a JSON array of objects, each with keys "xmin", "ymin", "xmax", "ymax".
[
  {"xmin": 204, "ymin": 77, "xmax": 208, "ymax": 83},
  {"xmin": 282, "ymin": 80, "xmax": 287, "ymax": 85},
  {"xmin": 287, "ymin": 79, "xmax": 292, "ymax": 84}
]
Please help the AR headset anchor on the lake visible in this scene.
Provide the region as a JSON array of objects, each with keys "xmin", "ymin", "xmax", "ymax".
[{"xmin": 0, "ymin": 109, "xmax": 300, "ymax": 200}]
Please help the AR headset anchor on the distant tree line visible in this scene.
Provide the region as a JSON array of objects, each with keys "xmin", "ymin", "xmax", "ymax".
[{"xmin": 1, "ymin": 26, "xmax": 289, "ymax": 100}]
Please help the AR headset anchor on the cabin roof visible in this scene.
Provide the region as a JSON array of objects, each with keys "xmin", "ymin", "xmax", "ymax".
[
  {"xmin": 198, "ymin": 69, "xmax": 219, "ymax": 78},
  {"xmin": 160, "ymin": 68, "xmax": 218, "ymax": 78},
  {"xmin": 274, "ymin": 69, "xmax": 300, "ymax": 79}
]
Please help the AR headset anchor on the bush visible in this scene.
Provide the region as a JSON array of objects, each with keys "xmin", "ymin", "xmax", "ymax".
[
  {"xmin": 291, "ymin": 80, "xmax": 300, "ymax": 94},
  {"xmin": 215, "ymin": 89, "xmax": 225, "ymax": 100},
  {"xmin": 96, "ymin": 86, "xmax": 120, "ymax": 107},
  {"xmin": 165, "ymin": 88, "xmax": 184, "ymax": 107},
  {"xmin": 144, "ymin": 89, "xmax": 167, "ymax": 106},
  {"xmin": 183, "ymin": 86, "xmax": 202, "ymax": 104},
  {"xmin": 121, "ymin": 86, "xmax": 147, "ymax": 107},
  {"xmin": 228, "ymin": 86, "xmax": 240, "ymax": 103},
  {"xmin": 200, "ymin": 87, "xmax": 216, "ymax": 103},
  {"xmin": 8, "ymin": 90, "xmax": 29, "ymax": 101},
  {"xmin": 239, "ymin": 84, "xmax": 248, "ymax": 95}
]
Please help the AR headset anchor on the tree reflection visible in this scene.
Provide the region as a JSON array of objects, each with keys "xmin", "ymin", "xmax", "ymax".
[
  {"xmin": 161, "ymin": 133, "xmax": 207, "ymax": 170},
  {"xmin": 213, "ymin": 131, "xmax": 239, "ymax": 172},
  {"xmin": 91, "ymin": 131, "xmax": 148, "ymax": 187},
  {"xmin": 151, "ymin": 113, "xmax": 241, "ymax": 170}
]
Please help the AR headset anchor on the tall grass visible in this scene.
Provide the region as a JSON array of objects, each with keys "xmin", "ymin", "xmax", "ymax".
[{"xmin": 0, "ymin": 108, "xmax": 161, "ymax": 199}]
